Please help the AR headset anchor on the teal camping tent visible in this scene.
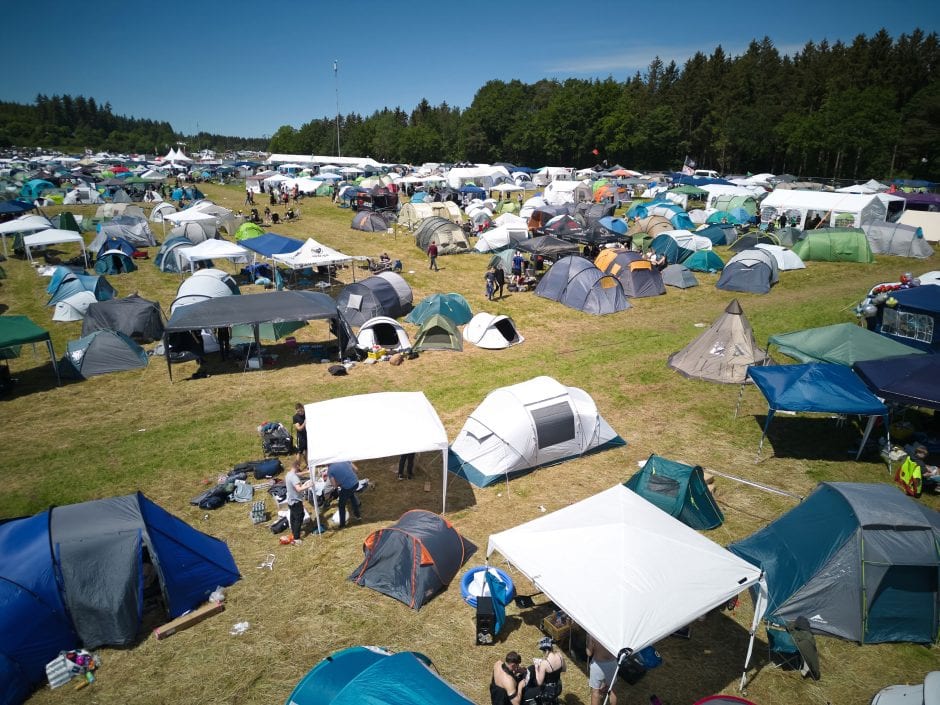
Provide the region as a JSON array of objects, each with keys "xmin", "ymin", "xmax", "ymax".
[{"xmin": 625, "ymin": 454, "xmax": 724, "ymax": 530}]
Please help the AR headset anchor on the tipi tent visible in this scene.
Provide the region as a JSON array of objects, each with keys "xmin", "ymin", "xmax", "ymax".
[
  {"xmin": 667, "ymin": 299, "xmax": 770, "ymax": 384},
  {"xmin": 413, "ymin": 313, "xmax": 462, "ymax": 352},
  {"xmin": 349, "ymin": 510, "xmax": 476, "ymax": 610},
  {"xmin": 286, "ymin": 647, "xmax": 474, "ymax": 705},
  {"xmin": 448, "ymin": 376, "xmax": 626, "ymax": 487},
  {"xmin": 625, "ymin": 454, "xmax": 724, "ymax": 530},
  {"xmin": 0, "ymin": 493, "xmax": 239, "ymax": 705},
  {"xmin": 356, "ymin": 316, "xmax": 411, "ymax": 352},
  {"xmin": 730, "ymin": 482, "xmax": 940, "ymax": 644},
  {"xmin": 716, "ymin": 249, "xmax": 779, "ymax": 294},
  {"xmin": 463, "ymin": 312, "xmax": 524, "ymax": 349},
  {"xmin": 60, "ymin": 330, "xmax": 148, "ymax": 378},
  {"xmin": 405, "ymin": 293, "xmax": 472, "ymax": 326},
  {"xmin": 535, "ymin": 255, "xmax": 631, "ymax": 315}
]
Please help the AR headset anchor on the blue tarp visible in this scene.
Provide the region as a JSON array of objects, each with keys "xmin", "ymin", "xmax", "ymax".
[
  {"xmin": 853, "ymin": 353, "xmax": 940, "ymax": 410},
  {"xmin": 239, "ymin": 232, "xmax": 304, "ymax": 258},
  {"xmin": 286, "ymin": 647, "xmax": 474, "ymax": 705}
]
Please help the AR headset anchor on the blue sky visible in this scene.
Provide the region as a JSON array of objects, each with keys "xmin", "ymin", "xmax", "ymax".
[{"xmin": 3, "ymin": 0, "xmax": 938, "ymax": 138}]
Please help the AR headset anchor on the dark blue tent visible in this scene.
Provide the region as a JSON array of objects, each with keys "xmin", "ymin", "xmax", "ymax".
[
  {"xmin": 0, "ymin": 200, "xmax": 35, "ymax": 216},
  {"xmin": 0, "ymin": 493, "xmax": 239, "ymax": 705},
  {"xmin": 730, "ymin": 482, "xmax": 940, "ymax": 644},
  {"xmin": 747, "ymin": 363, "xmax": 888, "ymax": 455},
  {"xmin": 459, "ymin": 184, "xmax": 485, "ymax": 197},
  {"xmin": 286, "ymin": 647, "xmax": 474, "ymax": 705},
  {"xmin": 95, "ymin": 235, "xmax": 135, "ymax": 259},
  {"xmin": 853, "ymin": 354, "xmax": 940, "ymax": 410},
  {"xmin": 869, "ymin": 284, "xmax": 940, "ymax": 352}
]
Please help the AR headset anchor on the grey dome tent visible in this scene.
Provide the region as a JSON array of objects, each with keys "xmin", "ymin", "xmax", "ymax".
[
  {"xmin": 349, "ymin": 510, "xmax": 476, "ymax": 610},
  {"xmin": 667, "ymin": 299, "xmax": 770, "ymax": 384},
  {"xmin": 535, "ymin": 255, "xmax": 631, "ymax": 315},
  {"xmin": 336, "ymin": 272, "xmax": 412, "ymax": 328},
  {"xmin": 413, "ymin": 216, "xmax": 470, "ymax": 255},
  {"xmin": 154, "ymin": 236, "xmax": 195, "ymax": 273},
  {"xmin": 862, "ymin": 222, "xmax": 934, "ymax": 258},
  {"xmin": 171, "ymin": 269, "xmax": 240, "ymax": 313},
  {"xmin": 170, "ymin": 220, "xmax": 213, "ymax": 244},
  {"xmin": 661, "ymin": 263, "xmax": 699, "ymax": 288},
  {"xmin": 413, "ymin": 313, "xmax": 462, "ymax": 352},
  {"xmin": 625, "ymin": 454, "xmax": 724, "ymax": 530},
  {"xmin": 351, "ymin": 210, "xmax": 390, "ymax": 232},
  {"xmin": 730, "ymin": 482, "xmax": 940, "ymax": 644},
  {"xmin": 81, "ymin": 294, "xmax": 165, "ymax": 343},
  {"xmin": 595, "ymin": 249, "xmax": 665, "ymax": 298},
  {"xmin": 97, "ymin": 215, "xmax": 157, "ymax": 247},
  {"xmin": 716, "ymin": 248, "xmax": 779, "ymax": 294},
  {"xmin": 60, "ymin": 330, "xmax": 148, "ymax": 378}
]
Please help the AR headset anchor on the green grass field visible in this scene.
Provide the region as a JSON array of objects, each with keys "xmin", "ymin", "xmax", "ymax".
[{"xmin": 1, "ymin": 184, "xmax": 937, "ymax": 705}]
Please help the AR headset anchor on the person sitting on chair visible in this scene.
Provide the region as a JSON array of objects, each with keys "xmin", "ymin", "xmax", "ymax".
[
  {"xmin": 271, "ymin": 212, "xmax": 280, "ymax": 225},
  {"xmin": 379, "ymin": 252, "xmax": 390, "ymax": 264},
  {"xmin": 490, "ymin": 651, "xmax": 527, "ymax": 705},
  {"xmin": 522, "ymin": 637, "xmax": 565, "ymax": 705}
]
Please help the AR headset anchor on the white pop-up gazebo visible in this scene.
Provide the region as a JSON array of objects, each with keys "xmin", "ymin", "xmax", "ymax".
[
  {"xmin": 23, "ymin": 229, "xmax": 89, "ymax": 268},
  {"xmin": 487, "ymin": 485, "xmax": 766, "ymax": 693},
  {"xmin": 304, "ymin": 392, "xmax": 451, "ymax": 530}
]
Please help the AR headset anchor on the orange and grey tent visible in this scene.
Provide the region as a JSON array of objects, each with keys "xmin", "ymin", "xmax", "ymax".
[{"xmin": 349, "ymin": 510, "xmax": 476, "ymax": 610}]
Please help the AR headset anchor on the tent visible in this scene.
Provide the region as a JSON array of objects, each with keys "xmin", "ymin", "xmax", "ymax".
[
  {"xmin": 462, "ymin": 312, "xmax": 524, "ymax": 349},
  {"xmin": 854, "ymin": 353, "xmax": 940, "ymax": 410},
  {"xmin": 81, "ymin": 295, "xmax": 164, "ymax": 343},
  {"xmin": 625, "ymin": 454, "xmax": 724, "ymax": 530},
  {"xmin": 754, "ymin": 243, "xmax": 805, "ymax": 271},
  {"xmin": 0, "ymin": 315, "xmax": 59, "ymax": 383},
  {"xmin": 448, "ymin": 376, "xmax": 625, "ymax": 487},
  {"xmin": 398, "ymin": 202, "xmax": 463, "ymax": 229},
  {"xmin": 668, "ymin": 300, "xmax": 770, "ymax": 384},
  {"xmin": 746, "ymin": 363, "xmax": 889, "ymax": 455},
  {"xmin": 684, "ymin": 249, "xmax": 725, "ymax": 272},
  {"xmin": 0, "ymin": 213, "xmax": 50, "ymax": 257},
  {"xmin": 0, "ymin": 493, "xmax": 239, "ymax": 705},
  {"xmin": 94, "ymin": 247, "xmax": 137, "ymax": 275},
  {"xmin": 868, "ymin": 284, "xmax": 940, "ymax": 352},
  {"xmin": 46, "ymin": 270, "xmax": 116, "ymax": 306},
  {"xmin": 728, "ymin": 232, "xmax": 779, "ymax": 253},
  {"xmin": 759, "ymin": 189, "xmax": 905, "ymax": 229},
  {"xmin": 413, "ymin": 313, "xmax": 462, "ymax": 352},
  {"xmin": 177, "ymin": 239, "xmax": 250, "ymax": 272},
  {"xmin": 792, "ymin": 228, "xmax": 875, "ymax": 263},
  {"xmin": 730, "ymin": 482, "xmax": 940, "ymax": 644},
  {"xmin": 238, "ymin": 232, "xmax": 304, "ymax": 258},
  {"xmin": 594, "ymin": 249, "xmax": 665, "ymax": 297},
  {"xmin": 23, "ymin": 229, "xmax": 89, "ymax": 267},
  {"xmin": 716, "ymin": 249, "xmax": 779, "ymax": 294},
  {"xmin": 149, "ymin": 202, "xmax": 176, "ymax": 223},
  {"xmin": 171, "ymin": 269, "xmax": 240, "ymax": 313},
  {"xmin": 535, "ymin": 256, "xmax": 631, "ymax": 315},
  {"xmin": 272, "ymin": 238, "xmax": 363, "ymax": 274},
  {"xmin": 304, "ymin": 392, "xmax": 451, "ymax": 515},
  {"xmin": 862, "ymin": 222, "xmax": 933, "ymax": 259},
  {"xmin": 349, "ymin": 510, "xmax": 476, "ymax": 610},
  {"xmin": 285, "ymin": 646, "xmax": 474, "ymax": 705},
  {"xmin": 695, "ymin": 223, "xmax": 737, "ymax": 246},
  {"xmin": 163, "ymin": 209, "xmax": 219, "ymax": 240},
  {"xmin": 98, "ymin": 215, "xmax": 157, "ymax": 247},
  {"xmin": 356, "ymin": 316, "xmax": 411, "ymax": 352},
  {"xmin": 405, "ymin": 293, "xmax": 472, "ymax": 326},
  {"xmin": 769, "ymin": 323, "xmax": 925, "ymax": 366},
  {"xmin": 628, "ymin": 215, "xmax": 674, "ymax": 246},
  {"xmin": 661, "ymin": 263, "xmax": 699, "ymax": 288},
  {"xmin": 413, "ymin": 216, "xmax": 470, "ymax": 255},
  {"xmin": 514, "ymin": 235, "xmax": 580, "ymax": 258},
  {"xmin": 487, "ymin": 485, "xmax": 764, "ymax": 666},
  {"xmin": 52, "ymin": 291, "xmax": 98, "ymax": 322},
  {"xmin": 60, "ymin": 330, "xmax": 148, "ymax": 378},
  {"xmin": 234, "ymin": 221, "xmax": 265, "ymax": 241},
  {"xmin": 154, "ymin": 236, "xmax": 195, "ymax": 273},
  {"xmin": 351, "ymin": 210, "xmax": 390, "ymax": 232},
  {"xmin": 336, "ymin": 272, "xmax": 412, "ymax": 327}
]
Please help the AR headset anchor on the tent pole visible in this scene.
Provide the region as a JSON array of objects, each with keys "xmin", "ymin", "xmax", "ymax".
[
  {"xmin": 47, "ymin": 340, "xmax": 60, "ymax": 386},
  {"xmin": 442, "ymin": 448, "xmax": 448, "ymax": 513},
  {"xmin": 856, "ymin": 414, "xmax": 879, "ymax": 461},
  {"xmin": 739, "ymin": 574, "xmax": 768, "ymax": 692},
  {"xmin": 733, "ymin": 380, "xmax": 747, "ymax": 419},
  {"xmin": 309, "ymin": 463, "xmax": 324, "ymax": 536},
  {"xmin": 703, "ymin": 468, "xmax": 803, "ymax": 501},
  {"xmin": 756, "ymin": 410, "xmax": 774, "ymax": 461}
]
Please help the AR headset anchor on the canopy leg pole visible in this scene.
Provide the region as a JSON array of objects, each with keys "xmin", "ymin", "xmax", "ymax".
[
  {"xmin": 856, "ymin": 414, "xmax": 878, "ymax": 461},
  {"xmin": 309, "ymin": 463, "xmax": 323, "ymax": 536},
  {"xmin": 601, "ymin": 656, "xmax": 626, "ymax": 705},
  {"xmin": 733, "ymin": 381, "xmax": 747, "ymax": 419},
  {"xmin": 46, "ymin": 340, "xmax": 60, "ymax": 386},
  {"xmin": 739, "ymin": 574, "xmax": 768, "ymax": 692},
  {"xmin": 442, "ymin": 449, "xmax": 448, "ymax": 514}
]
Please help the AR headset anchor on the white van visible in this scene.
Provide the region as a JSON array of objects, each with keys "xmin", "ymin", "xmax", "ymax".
[{"xmin": 693, "ymin": 169, "xmax": 721, "ymax": 179}]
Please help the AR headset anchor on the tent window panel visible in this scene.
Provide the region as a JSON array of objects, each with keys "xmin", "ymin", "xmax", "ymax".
[
  {"xmin": 347, "ymin": 293, "xmax": 363, "ymax": 311},
  {"xmin": 881, "ymin": 308, "xmax": 933, "ymax": 344},
  {"xmin": 647, "ymin": 475, "xmax": 681, "ymax": 498},
  {"xmin": 531, "ymin": 402, "xmax": 575, "ymax": 449}
]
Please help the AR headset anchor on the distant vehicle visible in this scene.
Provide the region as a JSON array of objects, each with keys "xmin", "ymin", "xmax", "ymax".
[{"xmin": 693, "ymin": 169, "xmax": 721, "ymax": 179}]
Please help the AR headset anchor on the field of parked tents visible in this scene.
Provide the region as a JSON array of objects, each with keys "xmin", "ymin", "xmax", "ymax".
[{"xmin": 1, "ymin": 184, "xmax": 938, "ymax": 705}]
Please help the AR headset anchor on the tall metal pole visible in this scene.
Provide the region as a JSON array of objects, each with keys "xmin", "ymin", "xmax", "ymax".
[{"xmin": 334, "ymin": 60, "xmax": 341, "ymax": 158}]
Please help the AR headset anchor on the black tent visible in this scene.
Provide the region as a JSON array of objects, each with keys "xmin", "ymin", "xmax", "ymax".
[
  {"xmin": 349, "ymin": 510, "xmax": 476, "ymax": 610},
  {"xmin": 81, "ymin": 294, "xmax": 165, "ymax": 342},
  {"xmin": 515, "ymin": 235, "xmax": 580, "ymax": 258},
  {"xmin": 853, "ymin": 354, "xmax": 940, "ymax": 410}
]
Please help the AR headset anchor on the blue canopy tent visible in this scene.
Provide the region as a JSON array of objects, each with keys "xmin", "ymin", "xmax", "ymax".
[
  {"xmin": 286, "ymin": 646, "xmax": 474, "ymax": 705},
  {"xmin": 853, "ymin": 353, "xmax": 940, "ymax": 410},
  {"xmin": 0, "ymin": 200, "xmax": 35, "ymax": 216},
  {"xmin": 746, "ymin": 363, "xmax": 889, "ymax": 457},
  {"xmin": 459, "ymin": 184, "xmax": 485, "ymax": 197}
]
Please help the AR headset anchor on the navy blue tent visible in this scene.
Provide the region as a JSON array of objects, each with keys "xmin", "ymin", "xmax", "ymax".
[
  {"xmin": 0, "ymin": 493, "xmax": 239, "ymax": 705},
  {"xmin": 747, "ymin": 363, "xmax": 888, "ymax": 455},
  {"xmin": 853, "ymin": 354, "xmax": 940, "ymax": 410},
  {"xmin": 459, "ymin": 184, "xmax": 485, "ymax": 197},
  {"xmin": 239, "ymin": 232, "xmax": 305, "ymax": 257},
  {"xmin": 869, "ymin": 284, "xmax": 940, "ymax": 352},
  {"xmin": 286, "ymin": 646, "xmax": 473, "ymax": 705},
  {"xmin": 0, "ymin": 200, "xmax": 35, "ymax": 215}
]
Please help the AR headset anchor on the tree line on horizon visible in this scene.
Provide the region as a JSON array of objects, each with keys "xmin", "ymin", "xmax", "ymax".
[{"xmin": 0, "ymin": 30, "xmax": 937, "ymax": 181}]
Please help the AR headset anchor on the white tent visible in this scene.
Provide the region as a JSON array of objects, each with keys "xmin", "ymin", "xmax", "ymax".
[
  {"xmin": 463, "ymin": 312, "xmax": 524, "ymax": 349},
  {"xmin": 760, "ymin": 189, "xmax": 905, "ymax": 229},
  {"xmin": 163, "ymin": 208, "xmax": 219, "ymax": 240},
  {"xmin": 188, "ymin": 200, "xmax": 238, "ymax": 236},
  {"xmin": 304, "ymin": 392, "xmax": 451, "ymax": 519},
  {"xmin": 177, "ymin": 239, "xmax": 250, "ymax": 272},
  {"xmin": 272, "ymin": 237, "xmax": 364, "ymax": 270},
  {"xmin": 899, "ymin": 210, "xmax": 940, "ymax": 243},
  {"xmin": 448, "ymin": 376, "xmax": 624, "ymax": 488},
  {"xmin": 149, "ymin": 202, "xmax": 177, "ymax": 223},
  {"xmin": 754, "ymin": 243, "xmax": 806, "ymax": 270},
  {"xmin": 23, "ymin": 229, "xmax": 89, "ymax": 267},
  {"xmin": 474, "ymin": 225, "xmax": 528, "ymax": 253},
  {"xmin": 171, "ymin": 269, "xmax": 238, "ymax": 313},
  {"xmin": 356, "ymin": 316, "xmax": 411, "ymax": 352},
  {"xmin": 0, "ymin": 214, "xmax": 51, "ymax": 256},
  {"xmin": 52, "ymin": 291, "xmax": 98, "ymax": 321},
  {"xmin": 487, "ymin": 484, "xmax": 765, "ymax": 664},
  {"xmin": 659, "ymin": 229, "xmax": 714, "ymax": 252}
]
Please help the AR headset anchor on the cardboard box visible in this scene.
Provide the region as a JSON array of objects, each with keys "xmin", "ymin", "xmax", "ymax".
[
  {"xmin": 541, "ymin": 615, "xmax": 572, "ymax": 642},
  {"xmin": 153, "ymin": 601, "xmax": 224, "ymax": 640}
]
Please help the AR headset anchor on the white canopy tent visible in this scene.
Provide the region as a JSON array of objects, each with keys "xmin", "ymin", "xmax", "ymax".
[
  {"xmin": 272, "ymin": 238, "xmax": 366, "ymax": 284},
  {"xmin": 177, "ymin": 239, "xmax": 250, "ymax": 272},
  {"xmin": 304, "ymin": 392, "xmax": 451, "ymax": 530},
  {"xmin": 23, "ymin": 229, "xmax": 89, "ymax": 267},
  {"xmin": 0, "ymin": 214, "xmax": 52, "ymax": 256},
  {"xmin": 487, "ymin": 484, "xmax": 766, "ymax": 690}
]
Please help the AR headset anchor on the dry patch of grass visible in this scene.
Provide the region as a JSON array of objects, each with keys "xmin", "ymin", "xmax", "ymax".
[{"xmin": 2, "ymin": 185, "xmax": 936, "ymax": 705}]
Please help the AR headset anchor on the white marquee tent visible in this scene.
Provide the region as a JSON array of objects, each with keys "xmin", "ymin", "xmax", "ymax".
[
  {"xmin": 23, "ymin": 229, "xmax": 89, "ymax": 267},
  {"xmin": 177, "ymin": 239, "xmax": 250, "ymax": 272}
]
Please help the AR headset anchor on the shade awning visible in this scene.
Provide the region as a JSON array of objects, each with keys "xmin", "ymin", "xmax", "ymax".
[{"xmin": 164, "ymin": 290, "xmax": 340, "ymax": 331}]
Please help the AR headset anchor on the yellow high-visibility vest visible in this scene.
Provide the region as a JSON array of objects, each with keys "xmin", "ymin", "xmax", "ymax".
[{"xmin": 896, "ymin": 456, "xmax": 923, "ymax": 497}]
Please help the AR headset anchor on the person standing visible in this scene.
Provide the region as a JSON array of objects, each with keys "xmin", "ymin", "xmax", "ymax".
[
  {"xmin": 493, "ymin": 266, "xmax": 505, "ymax": 299},
  {"xmin": 245, "ymin": 188, "xmax": 254, "ymax": 205},
  {"xmin": 327, "ymin": 460, "xmax": 362, "ymax": 528},
  {"xmin": 398, "ymin": 452, "xmax": 415, "ymax": 480},
  {"xmin": 427, "ymin": 240, "xmax": 439, "ymax": 271},
  {"xmin": 284, "ymin": 460, "xmax": 311, "ymax": 545},
  {"xmin": 586, "ymin": 634, "xmax": 618, "ymax": 705},
  {"xmin": 292, "ymin": 403, "xmax": 306, "ymax": 465}
]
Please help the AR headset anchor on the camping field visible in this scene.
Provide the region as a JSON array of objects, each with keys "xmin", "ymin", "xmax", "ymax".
[{"xmin": 1, "ymin": 184, "xmax": 937, "ymax": 705}]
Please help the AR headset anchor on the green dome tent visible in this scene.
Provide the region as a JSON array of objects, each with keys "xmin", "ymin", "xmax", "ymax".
[{"xmin": 792, "ymin": 227, "xmax": 875, "ymax": 263}]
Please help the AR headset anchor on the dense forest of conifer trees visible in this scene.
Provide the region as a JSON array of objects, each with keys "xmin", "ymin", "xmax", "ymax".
[{"xmin": 1, "ymin": 31, "xmax": 937, "ymax": 180}]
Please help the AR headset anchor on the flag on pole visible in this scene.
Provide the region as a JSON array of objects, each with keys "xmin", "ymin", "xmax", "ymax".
[
  {"xmin": 333, "ymin": 60, "xmax": 338, "ymax": 74},
  {"xmin": 681, "ymin": 155, "xmax": 696, "ymax": 176},
  {"xmin": 592, "ymin": 148, "xmax": 600, "ymax": 156}
]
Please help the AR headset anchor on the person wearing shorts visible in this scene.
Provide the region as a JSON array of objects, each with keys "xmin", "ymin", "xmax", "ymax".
[{"xmin": 586, "ymin": 634, "xmax": 617, "ymax": 705}]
